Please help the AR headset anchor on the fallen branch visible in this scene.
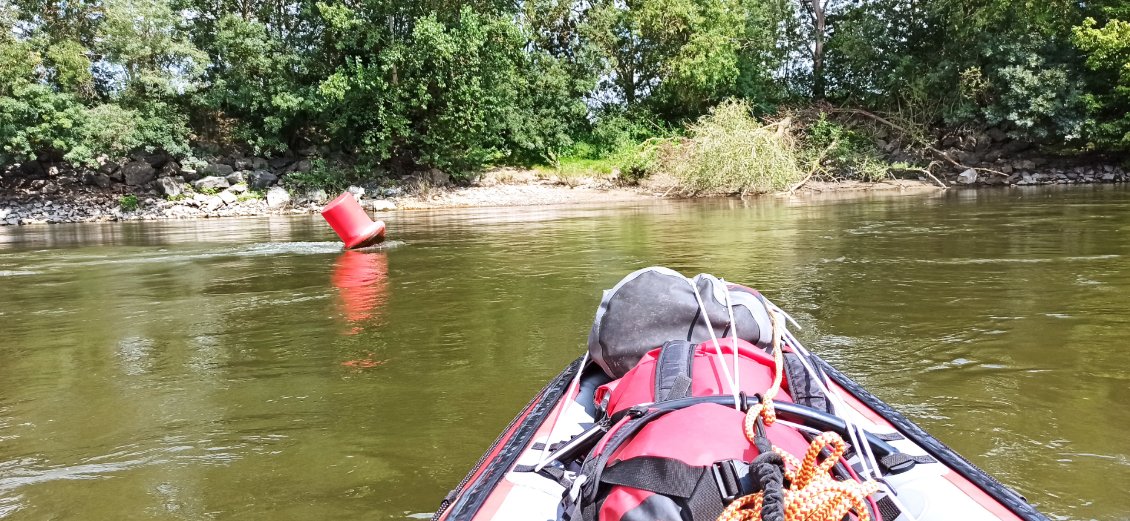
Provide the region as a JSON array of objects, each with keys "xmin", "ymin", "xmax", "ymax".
[
  {"xmin": 827, "ymin": 107, "xmax": 1009, "ymax": 178},
  {"xmin": 787, "ymin": 138, "xmax": 839, "ymax": 194}
]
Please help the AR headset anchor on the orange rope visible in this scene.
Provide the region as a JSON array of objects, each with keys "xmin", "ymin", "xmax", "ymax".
[{"xmin": 720, "ymin": 310, "xmax": 881, "ymax": 521}]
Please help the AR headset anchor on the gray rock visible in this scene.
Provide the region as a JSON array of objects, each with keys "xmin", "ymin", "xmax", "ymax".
[
  {"xmin": 144, "ymin": 153, "xmax": 171, "ymax": 169},
  {"xmin": 180, "ymin": 164, "xmax": 201, "ymax": 182},
  {"xmin": 201, "ymin": 163, "xmax": 234, "ymax": 177},
  {"xmin": 248, "ymin": 170, "xmax": 278, "ymax": 189},
  {"xmin": 202, "ymin": 195, "xmax": 224, "ymax": 212},
  {"xmin": 158, "ymin": 161, "xmax": 180, "ymax": 178},
  {"xmin": 1102, "ymin": 173, "xmax": 1116, "ymax": 181},
  {"xmin": 403, "ymin": 168, "xmax": 451, "ymax": 191},
  {"xmin": 365, "ymin": 199, "xmax": 396, "ymax": 211},
  {"xmin": 121, "ymin": 161, "xmax": 156, "ymax": 186},
  {"xmin": 268, "ymin": 157, "xmax": 292, "ymax": 170},
  {"xmin": 0, "ymin": 208, "xmax": 9, "ymax": 220},
  {"xmin": 266, "ymin": 186, "xmax": 290, "ymax": 209},
  {"xmin": 303, "ymin": 188, "xmax": 328, "ymax": 204},
  {"xmin": 297, "ymin": 145, "xmax": 317, "ymax": 156},
  {"xmin": 225, "ymin": 171, "xmax": 245, "ymax": 185},
  {"xmin": 219, "ymin": 190, "xmax": 238, "ymax": 205},
  {"xmin": 98, "ymin": 162, "xmax": 120, "ymax": 175},
  {"xmin": 228, "ymin": 183, "xmax": 248, "ymax": 194},
  {"xmin": 232, "ymin": 158, "xmax": 254, "ymax": 171},
  {"xmin": 193, "ymin": 176, "xmax": 231, "ymax": 191},
  {"xmin": 292, "ymin": 159, "xmax": 313, "ymax": 173},
  {"xmin": 346, "ymin": 185, "xmax": 364, "ymax": 199},
  {"xmin": 157, "ymin": 177, "xmax": 183, "ymax": 197},
  {"xmin": 6, "ymin": 217, "xmax": 19, "ymax": 226},
  {"xmin": 251, "ymin": 157, "xmax": 269, "ymax": 170},
  {"xmin": 88, "ymin": 172, "xmax": 112, "ymax": 188},
  {"xmin": 425, "ymin": 168, "xmax": 451, "ymax": 186}
]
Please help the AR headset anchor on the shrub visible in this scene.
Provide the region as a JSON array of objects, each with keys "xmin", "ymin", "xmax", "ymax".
[
  {"xmin": 119, "ymin": 194, "xmax": 139, "ymax": 211},
  {"xmin": 662, "ymin": 99, "xmax": 805, "ymax": 194},
  {"xmin": 804, "ymin": 115, "xmax": 891, "ymax": 182},
  {"xmin": 283, "ymin": 158, "xmax": 365, "ymax": 192}
]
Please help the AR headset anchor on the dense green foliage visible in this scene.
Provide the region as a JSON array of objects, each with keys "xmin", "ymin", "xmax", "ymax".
[{"xmin": 1, "ymin": 0, "xmax": 1127, "ymax": 178}]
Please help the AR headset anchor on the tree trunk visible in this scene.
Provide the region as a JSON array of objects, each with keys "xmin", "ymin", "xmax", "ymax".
[{"xmin": 810, "ymin": 0, "xmax": 826, "ymax": 100}]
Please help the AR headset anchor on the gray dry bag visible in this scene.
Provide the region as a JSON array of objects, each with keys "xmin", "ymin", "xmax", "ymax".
[{"xmin": 587, "ymin": 267, "xmax": 774, "ymax": 378}]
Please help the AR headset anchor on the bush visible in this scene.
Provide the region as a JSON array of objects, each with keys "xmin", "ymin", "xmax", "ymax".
[
  {"xmin": 661, "ymin": 99, "xmax": 805, "ymax": 194},
  {"xmin": 804, "ymin": 115, "xmax": 891, "ymax": 182},
  {"xmin": 119, "ymin": 194, "xmax": 139, "ymax": 211},
  {"xmin": 283, "ymin": 158, "xmax": 366, "ymax": 193}
]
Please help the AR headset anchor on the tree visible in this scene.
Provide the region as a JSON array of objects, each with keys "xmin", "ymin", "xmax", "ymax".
[
  {"xmin": 585, "ymin": 0, "xmax": 746, "ymax": 119},
  {"xmin": 1073, "ymin": 17, "xmax": 1130, "ymax": 149}
]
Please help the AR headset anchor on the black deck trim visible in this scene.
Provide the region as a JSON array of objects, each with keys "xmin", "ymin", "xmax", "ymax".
[
  {"xmin": 811, "ymin": 354, "xmax": 1049, "ymax": 521},
  {"xmin": 438, "ymin": 357, "xmax": 583, "ymax": 521}
]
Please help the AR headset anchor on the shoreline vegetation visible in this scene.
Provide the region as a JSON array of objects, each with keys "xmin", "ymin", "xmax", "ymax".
[
  {"xmin": 3, "ymin": 0, "xmax": 1129, "ymax": 226},
  {"xmin": 0, "ymin": 162, "xmax": 1127, "ymax": 226}
]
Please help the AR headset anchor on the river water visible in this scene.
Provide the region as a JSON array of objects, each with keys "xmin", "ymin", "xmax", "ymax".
[{"xmin": 1, "ymin": 186, "xmax": 1128, "ymax": 520}]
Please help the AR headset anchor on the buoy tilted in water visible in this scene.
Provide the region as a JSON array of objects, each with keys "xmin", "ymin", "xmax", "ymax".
[{"xmin": 321, "ymin": 192, "xmax": 386, "ymax": 249}]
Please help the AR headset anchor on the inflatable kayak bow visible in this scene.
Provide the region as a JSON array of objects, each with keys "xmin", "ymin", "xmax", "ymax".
[{"xmin": 433, "ymin": 267, "xmax": 1048, "ymax": 521}]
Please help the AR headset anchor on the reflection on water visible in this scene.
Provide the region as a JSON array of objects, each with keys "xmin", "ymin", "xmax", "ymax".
[
  {"xmin": 333, "ymin": 251, "xmax": 389, "ymax": 332},
  {"xmin": 1, "ymin": 188, "xmax": 1129, "ymax": 520}
]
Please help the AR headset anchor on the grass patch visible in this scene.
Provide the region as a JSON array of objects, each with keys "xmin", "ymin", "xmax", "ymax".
[
  {"xmin": 236, "ymin": 190, "xmax": 264, "ymax": 202},
  {"xmin": 119, "ymin": 194, "xmax": 139, "ymax": 211},
  {"xmin": 661, "ymin": 99, "xmax": 806, "ymax": 195}
]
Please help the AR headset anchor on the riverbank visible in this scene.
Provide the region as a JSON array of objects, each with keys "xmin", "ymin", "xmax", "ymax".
[{"xmin": 0, "ymin": 164, "xmax": 1127, "ymax": 225}]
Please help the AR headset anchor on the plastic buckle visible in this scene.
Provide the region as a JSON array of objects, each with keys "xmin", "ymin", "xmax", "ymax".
[{"xmin": 711, "ymin": 460, "xmax": 741, "ymax": 503}]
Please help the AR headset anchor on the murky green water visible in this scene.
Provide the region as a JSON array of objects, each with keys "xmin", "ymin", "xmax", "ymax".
[{"xmin": 2, "ymin": 186, "xmax": 1129, "ymax": 520}]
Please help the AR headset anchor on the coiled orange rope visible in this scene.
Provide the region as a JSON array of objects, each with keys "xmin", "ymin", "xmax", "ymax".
[
  {"xmin": 719, "ymin": 309, "xmax": 881, "ymax": 521},
  {"xmin": 718, "ymin": 432, "xmax": 881, "ymax": 521}
]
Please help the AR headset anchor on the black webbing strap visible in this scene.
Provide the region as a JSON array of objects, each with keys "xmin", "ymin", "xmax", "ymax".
[
  {"xmin": 654, "ymin": 340, "xmax": 696, "ymax": 402},
  {"xmin": 873, "ymin": 432, "xmax": 905, "ymax": 442},
  {"xmin": 598, "ymin": 456, "xmax": 734, "ymax": 521},
  {"xmin": 879, "ymin": 452, "xmax": 937, "ymax": 474},
  {"xmin": 577, "ymin": 408, "xmax": 671, "ymax": 521},
  {"xmin": 600, "ymin": 456, "xmax": 702, "ymax": 498}
]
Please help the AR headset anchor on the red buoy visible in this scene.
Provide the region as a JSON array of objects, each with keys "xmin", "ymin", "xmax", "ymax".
[{"xmin": 321, "ymin": 192, "xmax": 386, "ymax": 249}]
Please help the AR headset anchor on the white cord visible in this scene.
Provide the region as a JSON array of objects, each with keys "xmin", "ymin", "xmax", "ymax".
[
  {"xmin": 535, "ymin": 351, "xmax": 588, "ymax": 470},
  {"xmin": 690, "ymin": 280, "xmax": 741, "ymax": 409},
  {"xmin": 721, "ymin": 279, "xmax": 740, "ymax": 391}
]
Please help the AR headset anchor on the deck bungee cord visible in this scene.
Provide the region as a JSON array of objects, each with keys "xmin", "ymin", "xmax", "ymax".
[
  {"xmin": 757, "ymin": 295, "xmax": 919, "ymax": 521},
  {"xmin": 535, "ymin": 352, "xmax": 590, "ymax": 473},
  {"xmin": 717, "ymin": 303, "xmax": 882, "ymax": 521},
  {"xmin": 691, "ymin": 278, "xmax": 742, "ymax": 409},
  {"xmin": 693, "ymin": 281, "xmax": 894, "ymax": 521}
]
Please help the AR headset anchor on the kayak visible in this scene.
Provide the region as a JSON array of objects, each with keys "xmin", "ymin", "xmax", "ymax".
[{"xmin": 432, "ymin": 268, "xmax": 1048, "ymax": 521}]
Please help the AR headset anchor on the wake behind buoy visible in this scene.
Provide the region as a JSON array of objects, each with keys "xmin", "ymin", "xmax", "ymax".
[{"xmin": 321, "ymin": 192, "xmax": 386, "ymax": 249}]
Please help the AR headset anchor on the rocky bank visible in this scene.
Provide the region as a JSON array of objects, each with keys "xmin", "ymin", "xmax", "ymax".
[{"xmin": 0, "ymin": 140, "xmax": 1127, "ymax": 225}]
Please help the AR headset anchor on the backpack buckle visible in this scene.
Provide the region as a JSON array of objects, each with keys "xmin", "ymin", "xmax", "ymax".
[{"xmin": 711, "ymin": 460, "xmax": 743, "ymax": 503}]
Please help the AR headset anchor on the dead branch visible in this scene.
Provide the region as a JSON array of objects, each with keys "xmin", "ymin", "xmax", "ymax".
[{"xmin": 826, "ymin": 107, "xmax": 1010, "ymax": 178}]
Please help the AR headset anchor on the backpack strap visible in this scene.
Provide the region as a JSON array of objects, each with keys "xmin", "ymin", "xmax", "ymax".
[
  {"xmin": 600, "ymin": 456, "xmax": 751, "ymax": 519},
  {"xmin": 654, "ymin": 340, "xmax": 696, "ymax": 402}
]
